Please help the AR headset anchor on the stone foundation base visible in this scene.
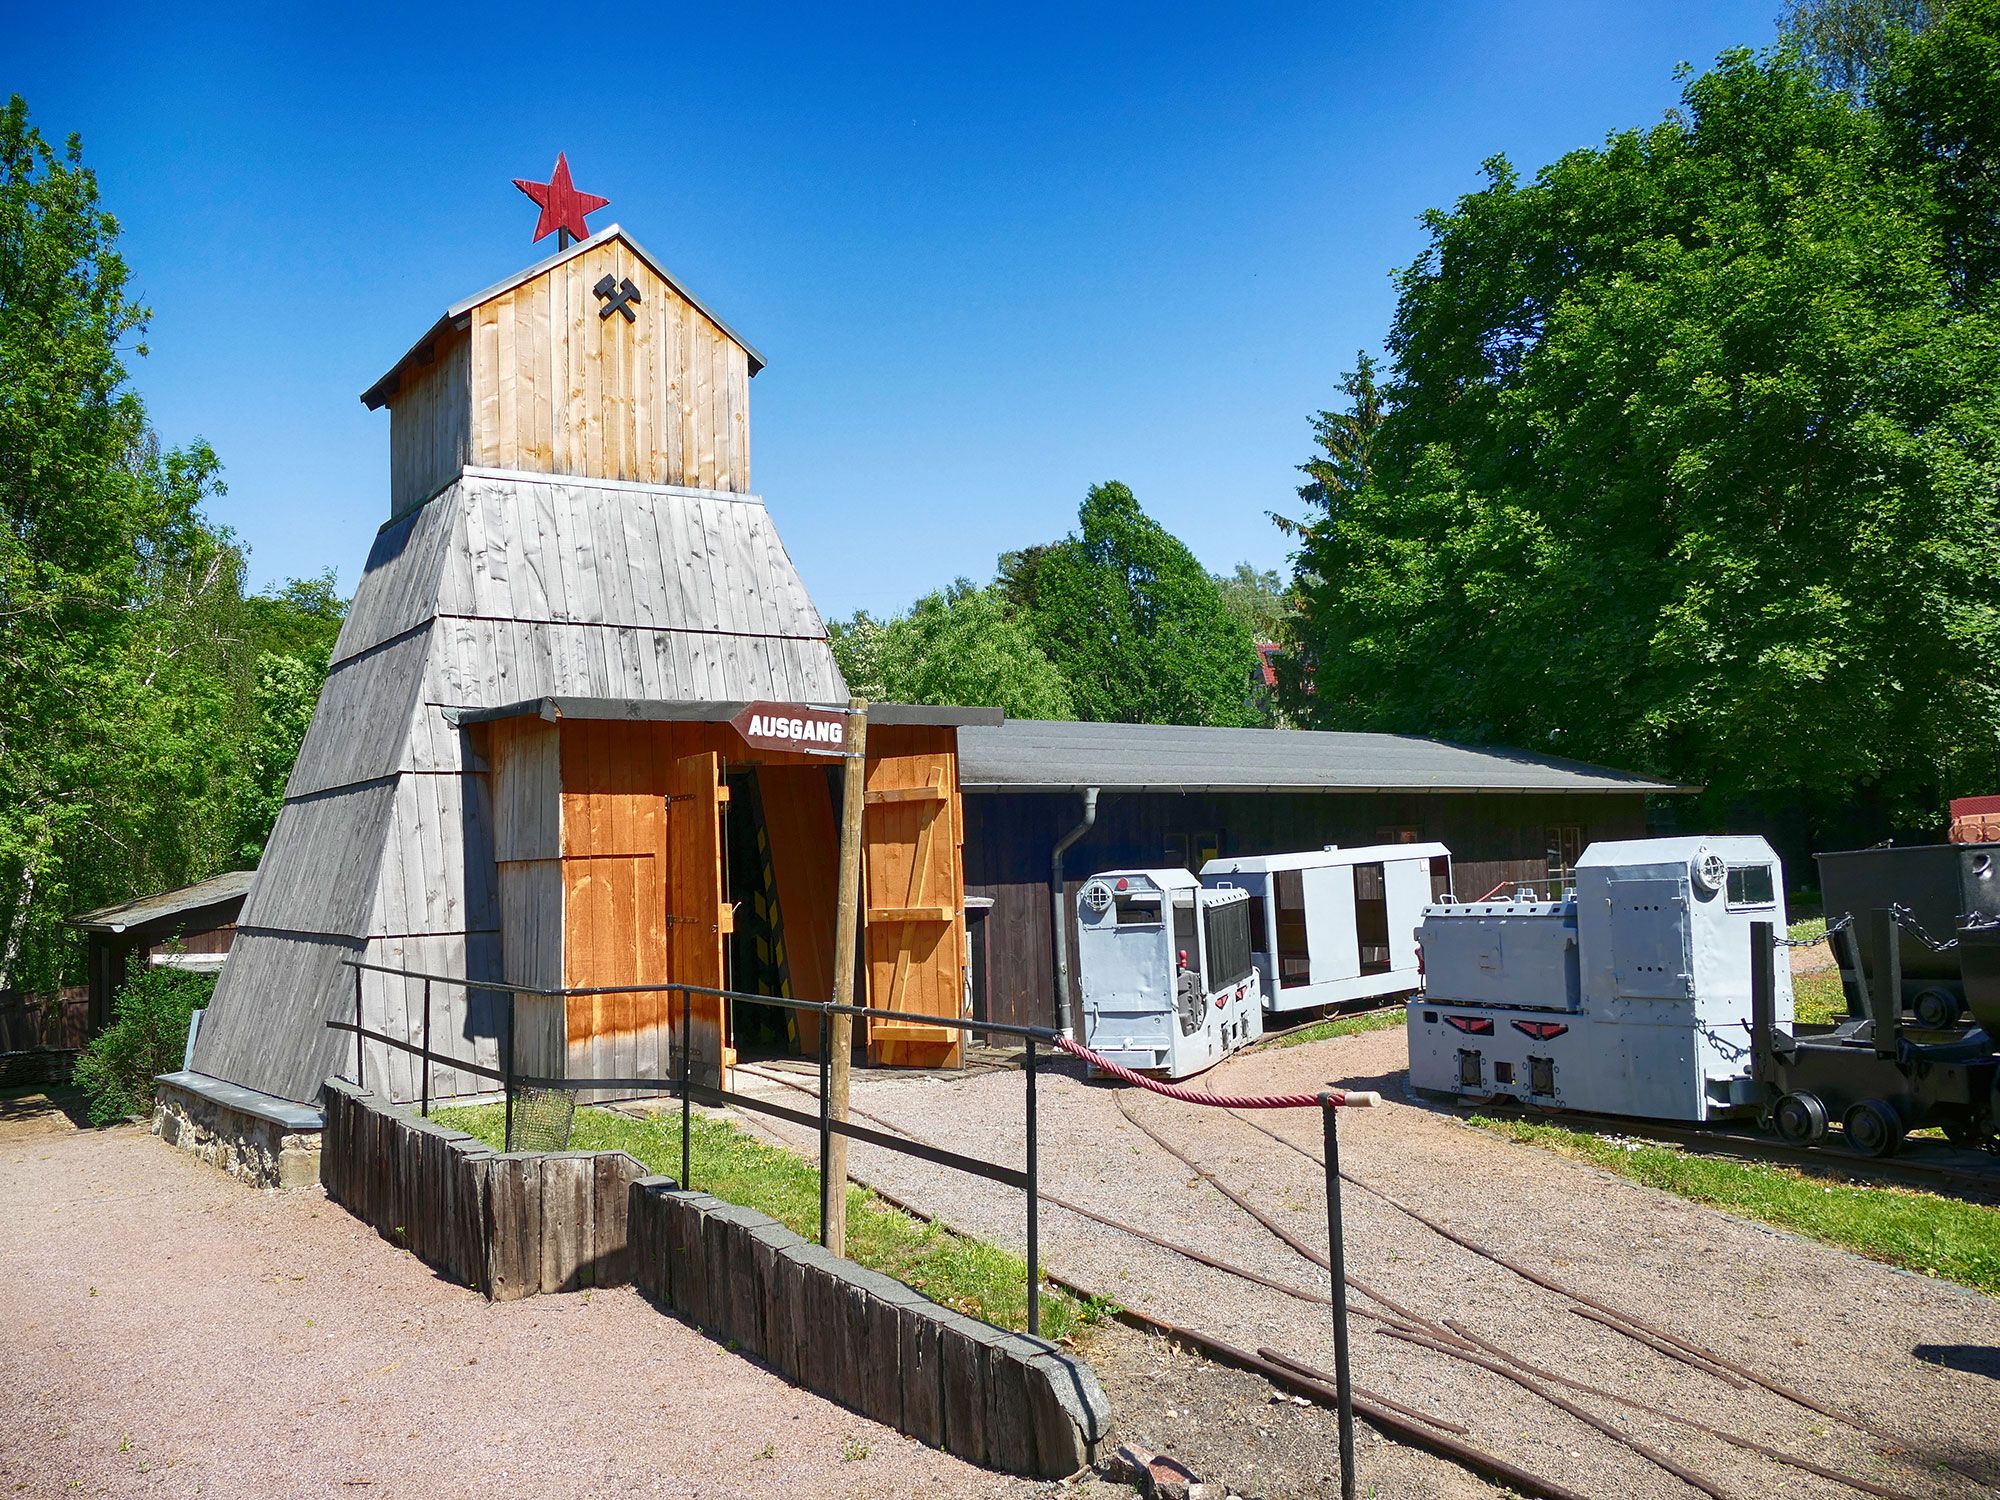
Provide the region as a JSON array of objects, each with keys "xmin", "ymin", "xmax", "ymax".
[{"xmin": 152, "ymin": 1071, "xmax": 323, "ymax": 1189}]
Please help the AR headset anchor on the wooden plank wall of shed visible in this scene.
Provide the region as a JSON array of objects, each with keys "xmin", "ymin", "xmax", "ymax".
[
  {"xmin": 465, "ymin": 238, "xmax": 751, "ymax": 494},
  {"xmin": 387, "ymin": 332, "xmax": 472, "ymax": 518},
  {"xmin": 961, "ymin": 789, "xmax": 1651, "ymax": 1031},
  {"xmin": 862, "ymin": 725, "xmax": 966, "ymax": 1069},
  {"xmin": 488, "ymin": 717, "xmax": 567, "ymax": 1080}
]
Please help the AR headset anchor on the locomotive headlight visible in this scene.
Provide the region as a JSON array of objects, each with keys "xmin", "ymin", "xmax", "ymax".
[{"xmin": 1692, "ymin": 849, "xmax": 1727, "ymax": 895}]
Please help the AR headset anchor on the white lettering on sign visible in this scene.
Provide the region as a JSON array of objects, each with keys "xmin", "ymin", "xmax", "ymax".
[
  {"xmin": 732, "ymin": 702, "xmax": 851, "ymax": 756},
  {"xmin": 745, "ymin": 714, "xmax": 844, "ymax": 746}
]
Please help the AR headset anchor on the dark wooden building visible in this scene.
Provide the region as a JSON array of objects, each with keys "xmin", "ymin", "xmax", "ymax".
[
  {"xmin": 957, "ymin": 719, "xmax": 1687, "ymax": 1030},
  {"xmin": 68, "ymin": 870, "xmax": 252, "ymax": 1033}
]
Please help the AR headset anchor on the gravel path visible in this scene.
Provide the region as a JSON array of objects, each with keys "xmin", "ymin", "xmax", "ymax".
[
  {"xmin": 731, "ymin": 1026, "xmax": 2000, "ymax": 1500},
  {"xmin": 0, "ymin": 1120, "xmax": 1081, "ymax": 1500}
]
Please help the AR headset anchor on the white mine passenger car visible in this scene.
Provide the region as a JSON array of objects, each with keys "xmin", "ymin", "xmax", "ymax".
[
  {"xmin": 1200, "ymin": 844, "xmax": 1451, "ymax": 1015},
  {"xmin": 1076, "ymin": 869, "xmax": 1264, "ymax": 1079},
  {"xmin": 1407, "ymin": 835, "xmax": 1794, "ymax": 1122}
]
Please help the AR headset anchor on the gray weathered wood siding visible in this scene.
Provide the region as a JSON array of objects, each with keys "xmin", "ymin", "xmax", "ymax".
[
  {"xmin": 190, "ymin": 470, "xmax": 845, "ymax": 1105},
  {"xmin": 387, "ymin": 333, "xmax": 473, "ymax": 519}
]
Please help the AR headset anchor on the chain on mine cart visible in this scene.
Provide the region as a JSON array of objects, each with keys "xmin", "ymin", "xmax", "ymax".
[{"xmin": 1774, "ymin": 906, "xmax": 1965, "ymax": 952}]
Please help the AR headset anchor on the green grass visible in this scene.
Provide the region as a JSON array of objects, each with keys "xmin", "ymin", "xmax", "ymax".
[
  {"xmin": 1471, "ymin": 1115, "xmax": 2000, "ymax": 1296},
  {"xmin": 1793, "ymin": 968, "xmax": 1850, "ymax": 1027},
  {"xmin": 1788, "ymin": 915, "xmax": 1829, "ymax": 946},
  {"xmin": 1267, "ymin": 1006, "xmax": 1406, "ymax": 1049},
  {"xmin": 434, "ymin": 1102, "xmax": 1107, "ymax": 1341}
]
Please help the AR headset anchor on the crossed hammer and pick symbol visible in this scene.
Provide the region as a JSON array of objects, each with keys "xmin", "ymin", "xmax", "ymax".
[{"xmin": 594, "ymin": 273, "xmax": 642, "ymax": 322}]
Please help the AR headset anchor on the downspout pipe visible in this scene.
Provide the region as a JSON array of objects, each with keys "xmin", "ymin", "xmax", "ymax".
[{"xmin": 1050, "ymin": 787, "xmax": 1099, "ymax": 1038}]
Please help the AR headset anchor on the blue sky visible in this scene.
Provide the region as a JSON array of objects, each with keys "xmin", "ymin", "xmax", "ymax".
[{"xmin": 13, "ymin": 2, "xmax": 1780, "ymax": 620}]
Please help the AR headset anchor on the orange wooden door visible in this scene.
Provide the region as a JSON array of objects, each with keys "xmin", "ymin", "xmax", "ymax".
[
  {"xmin": 862, "ymin": 726, "xmax": 965, "ymax": 1068},
  {"xmin": 667, "ymin": 749, "xmax": 732, "ymax": 1090}
]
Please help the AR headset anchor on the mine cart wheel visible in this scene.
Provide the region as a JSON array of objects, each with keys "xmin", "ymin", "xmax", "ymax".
[
  {"xmin": 1912, "ymin": 987, "xmax": 1962, "ymax": 1030},
  {"xmin": 1842, "ymin": 1099, "xmax": 1905, "ymax": 1158},
  {"xmin": 1772, "ymin": 1091, "xmax": 1828, "ymax": 1144}
]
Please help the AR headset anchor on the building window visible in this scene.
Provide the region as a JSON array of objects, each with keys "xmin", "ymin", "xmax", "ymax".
[
  {"xmin": 1377, "ymin": 825, "xmax": 1422, "ymax": 845},
  {"xmin": 1196, "ymin": 831, "xmax": 1220, "ymax": 868},
  {"xmin": 1164, "ymin": 833, "xmax": 1188, "ymax": 869},
  {"xmin": 1547, "ymin": 825, "xmax": 1584, "ymax": 879}
]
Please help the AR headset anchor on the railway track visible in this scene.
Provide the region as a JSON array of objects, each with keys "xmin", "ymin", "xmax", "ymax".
[{"xmin": 730, "ymin": 1060, "xmax": 1996, "ymax": 1500}]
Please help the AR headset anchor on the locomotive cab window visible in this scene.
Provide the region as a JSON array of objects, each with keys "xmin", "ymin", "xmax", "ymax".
[
  {"xmin": 1202, "ymin": 899, "xmax": 1255, "ymax": 992},
  {"xmin": 1115, "ymin": 895, "xmax": 1163, "ymax": 926},
  {"xmin": 1725, "ymin": 864, "xmax": 1775, "ymax": 908}
]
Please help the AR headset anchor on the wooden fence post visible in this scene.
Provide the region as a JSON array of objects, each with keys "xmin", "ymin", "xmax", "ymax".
[{"xmin": 825, "ymin": 696, "xmax": 868, "ymax": 1256}]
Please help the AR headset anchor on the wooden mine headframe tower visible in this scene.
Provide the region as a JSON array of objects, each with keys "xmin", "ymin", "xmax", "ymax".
[{"xmin": 191, "ymin": 225, "xmax": 978, "ymax": 1108}]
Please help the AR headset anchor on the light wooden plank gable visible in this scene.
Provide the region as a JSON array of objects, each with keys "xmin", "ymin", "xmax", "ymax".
[{"xmin": 457, "ymin": 237, "xmax": 752, "ymax": 494}]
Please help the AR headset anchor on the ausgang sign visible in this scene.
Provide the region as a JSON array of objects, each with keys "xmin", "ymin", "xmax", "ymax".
[{"xmin": 731, "ymin": 701, "xmax": 850, "ymax": 756}]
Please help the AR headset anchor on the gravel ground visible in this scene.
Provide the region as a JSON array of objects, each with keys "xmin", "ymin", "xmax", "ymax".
[
  {"xmin": 1086, "ymin": 1320, "xmax": 1506, "ymax": 1500},
  {"xmin": 0, "ymin": 1117, "xmax": 1108, "ymax": 1500},
  {"xmin": 730, "ymin": 1026, "xmax": 2000, "ymax": 1500}
]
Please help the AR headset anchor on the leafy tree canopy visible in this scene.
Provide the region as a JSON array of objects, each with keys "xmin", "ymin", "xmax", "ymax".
[
  {"xmin": 1781, "ymin": 0, "xmax": 1943, "ymax": 97},
  {"xmin": 1282, "ymin": 44, "xmax": 2000, "ymax": 825},
  {"xmin": 1028, "ymin": 482, "xmax": 1258, "ymax": 727},
  {"xmin": 0, "ymin": 97, "xmax": 344, "ymax": 991},
  {"xmin": 830, "ymin": 582, "xmax": 1077, "ymax": 720},
  {"xmin": 1211, "ymin": 563, "xmax": 1291, "ymax": 643}
]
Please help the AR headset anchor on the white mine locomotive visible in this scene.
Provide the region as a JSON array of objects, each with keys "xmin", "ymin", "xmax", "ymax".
[
  {"xmin": 1075, "ymin": 869, "xmax": 1264, "ymax": 1079},
  {"xmin": 1407, "ymin": 836, "xmax": 1793, "ymax": 1122}
]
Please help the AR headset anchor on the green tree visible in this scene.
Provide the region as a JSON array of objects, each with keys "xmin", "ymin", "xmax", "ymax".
[
  {"xmin": 1285, "ymin": 352, "xmax": 1386, "ymax": 536},
  {"xmin": 830, "ymin": 583, "xmax": 1077, "ymax": 719},
  {"xmin": 1286, "ymin": 48, "xmax": 2000, "ymax": 827},
  {"xmin": 1875, "ymin": 0, "xmax": 2000, "ymax": 303},
  {"xmin": 1780, "ymin": 0, "xmax": 1943, "ymax": 97},
  {"xmin": 0, "ymin": 98, "xmax": 344, "ymax": 993},
  {"xmin": 1211, "ymin": 563, "xmax": 1291, "ymax": 643},
  {"xmin": 1027, "ymin": 482, "xmax": 1258, "ymax": 726}
]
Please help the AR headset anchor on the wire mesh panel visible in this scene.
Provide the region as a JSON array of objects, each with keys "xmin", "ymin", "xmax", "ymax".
[{"xmin": 508, "ymin": 1086, "xmax": 577, "ymax": 1152}]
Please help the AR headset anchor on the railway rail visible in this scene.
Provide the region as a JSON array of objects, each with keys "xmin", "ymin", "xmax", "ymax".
[{"xmin": 729, "ymin": 1058, "xmax": 1997, "ymax": 1500}]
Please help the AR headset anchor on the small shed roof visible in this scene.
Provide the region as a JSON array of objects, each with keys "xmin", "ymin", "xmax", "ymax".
[
  {"xmin": 360, "ymin": 224, "xmax": 765, "ymax": 409},
  {"xmin": 455, "ymin": 697, "xmax": 1003, "ymax": 730},
  {"xmin": 70, "ymin": 870, "xmax": 255, "ymax": 936},
  {"xmin": 957, "ymin": 719, "xmax": 1692, "ymax": 795}
]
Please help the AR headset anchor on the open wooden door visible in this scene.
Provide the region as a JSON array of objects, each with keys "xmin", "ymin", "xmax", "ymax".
[
  {"xmin": 863, "ymin": 726, "xmax": 965, "ymax": 1069},
  {"xmin": 668, "ymin": 749, "xmax": 732, "ymax": 1090}
]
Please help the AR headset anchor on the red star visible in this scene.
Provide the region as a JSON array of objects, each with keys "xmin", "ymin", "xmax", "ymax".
[{"xmin": 511, "ymin": 153, "xmax": 609, "ymax": 243}]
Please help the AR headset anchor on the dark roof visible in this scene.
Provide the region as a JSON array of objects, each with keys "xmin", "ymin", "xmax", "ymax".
[
  {"xmin": 455, "ymin": 697, "xmax": 1003, "ymax": 730},
  {"xmin": 70, "ymin": 870, "xmax": 255, "ymax": 935},
  {"xmin": 956, "ymin": 719, "xmax": 1691, "ymax": 795}
]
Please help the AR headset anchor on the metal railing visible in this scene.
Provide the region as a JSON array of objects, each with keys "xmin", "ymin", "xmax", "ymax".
[{"xmin": 329, "ymin": 960, "xmax": 1054, "ymax": 1332}]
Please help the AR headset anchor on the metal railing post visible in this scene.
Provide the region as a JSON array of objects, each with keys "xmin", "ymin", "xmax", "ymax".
[
  {"xmin": 503, "ymin": 994, "xmax": 516, "ymax": 1152},
  {"xmin": 353, "ymin": 965, "xmax": 365, "ymax": 1091},
  {"xmin": 1321, "ymin": 1095, "xmax": 1356, "ymax": 1500},
  {"xmin": 818, "ymin": 1002, "xmax": 834, "ymax": 1247},
  {"xmin": 1025, "ymin": 1032, "xmax": 1040, "ymax": 1336},
  {"xmin": 420, "ymin": 978, "xmax": 432, "ymax": 1118},
  {"xmin": 679, "ymin": 986, "xmax": 693, "ymax": 1190}
]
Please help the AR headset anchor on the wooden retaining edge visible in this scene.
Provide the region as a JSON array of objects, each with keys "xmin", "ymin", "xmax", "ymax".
[
  {"xmin": 626, "ymin": 1183, "xmax": 1113, "ymax": 1480},
  {"xmin": 320, "ymin": 1081, "xmax": 645, "ymax": 1300}
]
